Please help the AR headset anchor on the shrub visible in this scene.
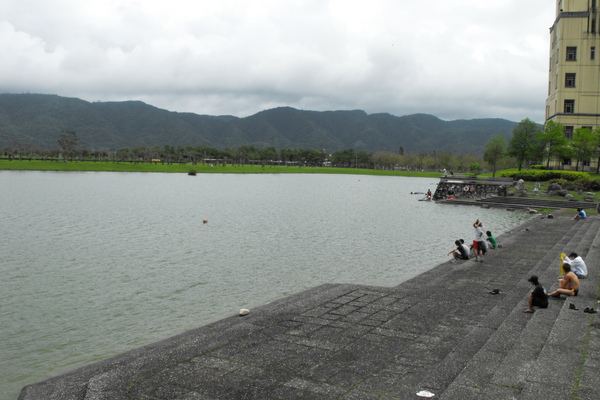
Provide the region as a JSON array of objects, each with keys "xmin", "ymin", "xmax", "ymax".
[
  {"xmin": 530, "ymin": 165, "xmax": 547, "ymax": 170},
  {"xmin": 549, "ymin": 177, "xmax": 600, "ymax": 191},
  {"xmin": 573, "ymin": 177, "xmax": 600, "ymax": 191},
  {"xmin": 500, "ymin": 170, "xmax": 590, "ymax": 182}
]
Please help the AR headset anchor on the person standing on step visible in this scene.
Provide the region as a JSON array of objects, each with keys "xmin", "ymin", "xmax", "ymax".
[
  {"xmin": 524, "ymin": 275, "xmax": 548, "ymax": 313},
  {"xmin": 472, "ymin": 219, "xmax": 485, "ymax": 262},
  {"xmin": 548, "ymin": 264, "xmax": 580, "ymax": 298}
]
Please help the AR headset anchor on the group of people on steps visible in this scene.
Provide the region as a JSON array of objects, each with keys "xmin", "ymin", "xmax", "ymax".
[
  {"xmin": 446, "ymin": 215, "xmax": 591, "ymax": 314},
  {"xmin": 447, "ymin": 219, "xmax": 497, "ymax": 262},
  {"xmin": 524, "ymin": 252, "xmax": 588, "ymax": 313}
]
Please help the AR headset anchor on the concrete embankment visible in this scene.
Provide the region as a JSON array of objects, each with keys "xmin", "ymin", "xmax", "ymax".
[{"xmin": 19, "ymin": 211, "xmax": 600, "ymax": 400}]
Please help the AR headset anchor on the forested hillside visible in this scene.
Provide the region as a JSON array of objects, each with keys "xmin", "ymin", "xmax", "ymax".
[{"xmin": 0, "ymin": 93, "xmax": 518, "ymax": 154}]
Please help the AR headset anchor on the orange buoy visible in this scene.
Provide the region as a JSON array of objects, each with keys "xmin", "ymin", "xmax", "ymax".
[{"xmin": 203, "ymin": 219, "xmax": 208, "ymax": 224}]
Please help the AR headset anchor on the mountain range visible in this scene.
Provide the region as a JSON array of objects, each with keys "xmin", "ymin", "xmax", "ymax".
[{"xmin": 0, "ymin": 93, "xmax": 519, "ymax": 154}]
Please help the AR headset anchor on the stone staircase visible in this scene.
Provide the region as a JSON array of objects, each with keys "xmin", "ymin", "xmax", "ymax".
[
  {"xmin": 439, "ymin": 195, "xmax": 597, "ymax": 211},
  {"xmin": 478, "ymin": 196, "xmax": 597, "ymax": 210},
  {"xmin": 406, "ymin": 215, "xmax": 600, "ymax": 399}
]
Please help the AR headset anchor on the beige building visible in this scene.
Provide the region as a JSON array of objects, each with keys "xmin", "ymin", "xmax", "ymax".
[{"xmin": 546, "ymin": 0, "xmax": 600, "ymax": 170}]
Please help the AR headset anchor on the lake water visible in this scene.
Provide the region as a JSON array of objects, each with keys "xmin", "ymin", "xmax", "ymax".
[{"xmin": 0, "ymin": 171, "xmax": 533, "ymax": 399}]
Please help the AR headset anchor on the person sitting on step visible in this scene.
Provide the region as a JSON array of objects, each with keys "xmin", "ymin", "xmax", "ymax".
[
  {"xmin": 448, "ymin": 239, "xmax": 469, "ymax": 261},
  {"xmin": 523, "ymin": 275, "xmax": 548, "ymax": 313},
  {"xmin": 563, "ymin": 252, "xmax": 588, "ymax": 279},
  {"xmin": 548, "ymin": 264, "xmax": 580, "ymax": 298},
  {"xmin": 486, "ymin": 230, "xmax": 498, "ymax": 249},
  {"xmin": 572, "ymin": 208, "xmax": 586, "ymax": 220}
]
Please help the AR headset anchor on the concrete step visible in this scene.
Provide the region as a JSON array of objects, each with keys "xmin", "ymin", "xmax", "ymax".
[
  {"xmin": 438, "ymin": 196, "xmax": 597, "ymax": 211},
  {"xmin": 408, "ymin": 220, "xmax": 587, "ymax": 398},
  {"xmin": 376, "ymin": 217, "xmax": 571, "ymax": 395},
  {"xmin": 479, "ymin": 220, "xmax": 599, "ymax": 399},
  {"xmin": 437, "ymin": 199, "xmax": 531, "ymax": 209},
  {"xmin": 440, "ymin": 220, "xmax": 600, "ymax": 399},
  {"xmin": 477, "ymin": 196, "xmax": 597, "ymax": 210},
  {"xmin": 516, "ymin": 219, "xmax": 600, "ymax": 399}
]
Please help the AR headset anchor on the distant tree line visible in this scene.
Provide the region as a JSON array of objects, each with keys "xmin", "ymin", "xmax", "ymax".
[
  {"xmin": 7, "ymin": 119, "xmax": 599, "ymax": 175},
  {"xmin": 2, "ymin": 128, "xmax": 523, "ymax": 173}
]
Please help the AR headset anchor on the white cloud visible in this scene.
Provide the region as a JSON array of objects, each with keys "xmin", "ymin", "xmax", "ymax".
[{"xmin": 0, "ymin": 0, "xmax": 555, "ymax": 122}]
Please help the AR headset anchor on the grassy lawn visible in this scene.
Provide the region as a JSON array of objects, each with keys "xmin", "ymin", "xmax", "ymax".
[
  {"xmin": 477, "ymin": 170, "xmax": 600, "ymax": 209},
  {"xmin": 0, "ymin": 159, "xmax": 446, "ymax": 177}
]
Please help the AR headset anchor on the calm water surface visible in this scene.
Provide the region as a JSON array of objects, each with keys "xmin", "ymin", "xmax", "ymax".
[{"xmin": 0, "ymin": 171, "xmax": 533, "ymax": 399}]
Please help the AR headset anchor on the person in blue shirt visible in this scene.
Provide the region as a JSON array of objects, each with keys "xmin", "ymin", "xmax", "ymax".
[{"xmin": 572, "ymin": 208, "xmax": 586, "ymax": 220}]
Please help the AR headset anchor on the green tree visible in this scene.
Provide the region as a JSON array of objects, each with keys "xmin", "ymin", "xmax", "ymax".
[
  {"xmin": 437, "ymin": 152, "xmax": 452, "ymax": 171},
  {"xmin": 355, "ymin": 150, "xmax": 372, "ymax": 168},
  {"xmin": 507, "ymin": 118, "xmax": 541, "ymax": 171},
  {"xmin": 469, "ymin": 162, "xmax": 482, "ymax": 174},
  {"xmin": 57, "ymin": 129, "xmax": 79, "ymax": 162},
  {"xmin": 331, "ymin": 149, "xmax": 355, "ymax": 167},
  {"xmin": 258, "ymin": 147, "xmax": 278, "ymax": 163},
  {"xmin": 593, "ymin": 128, "xmax": 600, "ymax": 173},
  {"xmin": 570, "ymin": 127, "xmax": 598, "ymax": 171},
  {"xmin": 540, "ymin": 121, "xmax": 569, "ymax": 168},
  {"xmin": 483, "ymin": 135, "xmax": 506, "ymax": 177},
  {"xmin": 404, "ymin": 153, "xmax": 422, "ymax": 170},
  {"xmin": 372, "ymin": 151, "xmax": 401, "ymax": 170}
]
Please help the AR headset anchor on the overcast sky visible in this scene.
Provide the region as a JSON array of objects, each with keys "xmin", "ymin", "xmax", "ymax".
[{"xmin": 1, "ymin": 0, "xmax": 555, "ymax": 122}]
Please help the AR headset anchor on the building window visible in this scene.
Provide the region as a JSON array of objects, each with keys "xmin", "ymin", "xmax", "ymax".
[
  {"xmin": 565, "ymin": 73, "xmax": 576, "ymax": 87},
  {"xmin": 564, "ymin": 100, "xmax": 575, "ymax": 113},
  {"xmin": 562, "ymin": 158, "xmax": 572, "ymax": 166},
  {"xmin": 565, "ymin": 126, "xmax": 574, "ymax": 139},
  {"xmin": 584, "ymin": 159, "xmax": 591, "ymax": 167},
  {"xmin": 566, "ymin": 47, "xmax": 577, "ymax": 61},
  {"xmin": 592, "ymin": 46, "xmax": 596, "ymax": 60}
]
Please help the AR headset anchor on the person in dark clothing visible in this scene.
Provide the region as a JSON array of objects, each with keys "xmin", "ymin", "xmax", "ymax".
[
  {"xmin": 524, "ymin": 275, "xmax": 548, "ymax": 313},
  {"xmin": 448, "ymin": 239, "xmax": 469, "ymax": 261}
]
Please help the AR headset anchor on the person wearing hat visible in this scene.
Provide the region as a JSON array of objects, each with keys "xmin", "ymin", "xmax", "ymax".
[{"xmin": 524, "ymin": 275, "xmax": 548, "ymax": 313}]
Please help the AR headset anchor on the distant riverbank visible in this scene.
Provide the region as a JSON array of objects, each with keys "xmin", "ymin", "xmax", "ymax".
[{"xmin": 0, "ymin": 159, "xmax": 443, "ymax": 177}]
